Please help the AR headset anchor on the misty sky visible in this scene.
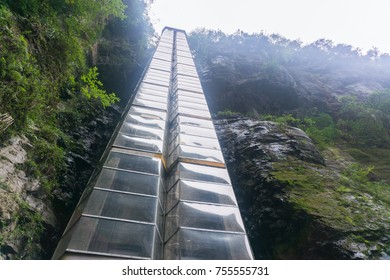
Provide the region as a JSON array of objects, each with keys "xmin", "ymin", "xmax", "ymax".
[{"xmin": 149, "ymin": 0, "xmax": 390, "ymax": 54}]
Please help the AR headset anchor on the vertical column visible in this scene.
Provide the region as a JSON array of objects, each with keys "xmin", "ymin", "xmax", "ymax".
[
  {"xmin": 53, "ymin": 27, "xmax": 253, "ymax": 260},
  {"xmin": 164, "ymin": 31, "xmax": 253, "ymax": 260},
  {"xmin": 52, "ymin": 29, "xmax": 175, "ymax": 260}
]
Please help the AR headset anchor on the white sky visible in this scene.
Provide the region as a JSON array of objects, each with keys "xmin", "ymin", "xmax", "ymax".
[{"xmin": 149, "ymin": 0, "xmax": 390, "ymax": 54}]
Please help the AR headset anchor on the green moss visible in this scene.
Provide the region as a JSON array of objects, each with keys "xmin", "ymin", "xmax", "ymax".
[{"xmin": 271, "ymin": 157, "xmax": 390, "ymax": 232}]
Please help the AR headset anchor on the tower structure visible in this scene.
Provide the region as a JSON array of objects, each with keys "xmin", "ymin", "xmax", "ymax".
[{"xmin": 53, "ymin": 27, "xmax": 253, "ymax": 260}]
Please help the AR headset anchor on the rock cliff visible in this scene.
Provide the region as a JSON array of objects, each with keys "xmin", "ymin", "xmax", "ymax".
[{"xmin": 214, "ymin": 116, "xmax": 390, "ymax": 259}]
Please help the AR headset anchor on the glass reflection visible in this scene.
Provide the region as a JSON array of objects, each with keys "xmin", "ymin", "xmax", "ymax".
[
  {"xmin": 168, "ymin": 145, "xmax": 225, "ymax": 167},
  {"xmin": 68, "ymin": 216, "xmax": 155, "ymax": 259},
  {"xmin": 124, "ymin": 114, "xmax": 166, "ymax": 129},
  {"xmin": 95, "ymin": 168, "xmax": 160, "ymax": 196},
  {"xmin": 168, "ymin": 162, "xmax": 231, "ymax": 187},
  {"xmin": 169, "ymin": 124, "xmax": 217, "ymax": 140},
  {"xmin": 166, "ymin": 180, "xmax": 237, "ymax": 211},
  {"xmin": 120, "ymin": 123, "xmax": 164, "ymax": 140},
  {"xmin": 164, "ymin": 229, "xmax": 253, "ymax": 260},
  {"xmin": 165, "ymin": 202, "xmax": 245, "ymax": 240},
  {"xmin": 105, "ymin": 151, "xmax": 161, "ymax": 175},
  {"xmin": 169, "ymin": 134, "xmax": 220, "ymax": 153},
  {"xmin": 84, "ymin": 189, "xmax": 157, "ymax": 223},
  {"xmin": 114, "ymin": 133, "xmax": 163, "ymax": 153},
  {"xmin": 128, "ymin": 106, "xmax": 167, "ymax": 121},
  {"xmin": 133, "ymin": 98, "xmax": 168, "ymax": 111}
]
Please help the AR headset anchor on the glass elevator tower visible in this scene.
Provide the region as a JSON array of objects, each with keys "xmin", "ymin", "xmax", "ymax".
[{"xmin": 53, "ymin": 27, "xmax": 253, "ymax": 260}]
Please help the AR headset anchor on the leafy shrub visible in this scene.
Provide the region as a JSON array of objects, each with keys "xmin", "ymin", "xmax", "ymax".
[{"xmin": 80, "ymin": 67, "xmax": 120, "ymax": 108}]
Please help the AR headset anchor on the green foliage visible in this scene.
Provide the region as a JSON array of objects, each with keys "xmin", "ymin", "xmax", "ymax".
[
  {"xmin": 304, "ymin": 113, "xmax": 339, "ymax": 149},
  {"xmin": 257, "ymin": 113, "xmax": 339, "ymax": 149},
  {"xmin": 217, "ymin": 109, "xmax": 241, "ymax": 117},
  {"xmin": 0, "ymin": 6, "xmax": 49, "ymax": 129},
  {"xmin": 342, "ymin": 163, "xmax": 373, "ymax": 184},
  {"xmin": 341, "ymin": 163, "xmax": 390, "ymax": 204},
  {"xmin": 81, "ymin": 67, "xmax": 120, "ymax": 108},
  {"xmin": 337, "ymin": 94, "xmax": 390, "ymax": 147},
  {"xmin": 25, "ymin": 135, "xmax": 66, "ymax": 193},
  {"xmin": 260, "ymin": 114, "xmax": 302, "ymax": 127}
]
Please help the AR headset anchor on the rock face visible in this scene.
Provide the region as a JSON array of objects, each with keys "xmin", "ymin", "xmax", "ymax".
[
  {"xmin": 0, "ymin": 107, "xmax": 120, "ymax": 259},
  {"xmin": 214, "ymin": 117, "xmax": 390, "ymax": 259},
  {"xmin": 197, "ymin": 54, "xmax": 390, "ymax": 116},
  {"xmin": 0, "ymin": 136, "xmax": 56, "ymax": 259}
]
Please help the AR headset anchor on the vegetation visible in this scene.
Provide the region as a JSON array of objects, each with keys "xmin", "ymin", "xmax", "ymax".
[
  {"xmin": 0, "ymin": 0, "xmax": 153, "ymax": 188},
  {"xmin": 272, "ymin": 156, "xmax": 390, "ymax": 257},
  {"xmin": 0, "ymin": 1, "xmax": 154, "ymax": 258},
  {"xmin": 80, "ymin": 66, "xmax": 120, "ymax": 108}
]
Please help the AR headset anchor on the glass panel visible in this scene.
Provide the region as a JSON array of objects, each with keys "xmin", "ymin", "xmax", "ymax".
[
  {"xmin": 153, "ymin": 50, "xmax": 172, "ymax": 57},
  {"xmin": 128, "ymin": 106, "xmax": 167, "ymax": 121},
  {"xmin": 105, "ymin": 151, "xmax": 161, "ymax": 175},
  {"xmin": 149, "ymin": 61, "xmax": 171, "ymax": 67},
  {"xmin": 114, "ymin": 133, "xmax": 164, "ymax": 153},
  {"xmin": 84, "ymin": 189, "xmax": 157, "ymax": 223},
  {"xmin": 172, "ymin": 89, "xmax": 204, "ymax": 100},
  {"xmin": 172, "ymin": 100, "xmax": 209, "ymax": 111},
  {"xmin": 149, "ymin": 61, "xmax": 171, "ymax": 71},
  {"xmin": 134, "ymin": 92, "xmax": 168, "ymax": 104},
  {"xmin": 176, "ymin": 42, "xmax": 189, "ymax": 48},
  {"xmin": 119, "ymin": 123, "xmax": 164, "ymax": 140},
  {"xmin": 169, "ymin": 106, "xmax": 211, "ymax": 120},
  {"xmin": 166, "ymin": 180, "xmax": 237, "ymax": 211},
  {"xmin": 164, "ymin": 229, "xmax": 253, "ymax": 260},
  {"xmin": 171, "ymin": 115, "xmax": 214, "ymax": 129},
  {"xmin": 166, "ymin": 202, "xmax": 245, "ymax": 237},
  {"xmin": 176, "ymin": 58, "xmax": 195, "ymax": 67},
  {"xmin": 169, "ymin": 134, "xmax": 220, "ymax": 154},
  {"xmin": 124, "ymin": 113, "xmax": 165, "ymax": 129},
  {"xmin": 145, "ymin": 69, "xmax": 171, "ymax": 80},
  {"xmin": 159, "ymin": 44, "xmax": 172, "ymax": 50},
  {"xmin": 138, "ymin": 88, "xmax": 169, "ymax": 99},
  {"xmin": 179, "ymin": 134, "xmax": 221, "ymax": 150},
  {"xmin": 176, "ymin": 52, "xmax": 192, "ymax": 59},
  {"xmin": 173, "ymin": 83, "xmax": 202, "ymax": 94},
  {"xmin": 176, "ymin": 75, "xmax": 200, "ymax": 85},
  {"xmin": 174, "ymin": 64, "xmax": 197, "ymax": 74},
  {"xmin": 125, "ymin": 112, "xmax": 165, "ymax": 129},
  {"xmin": 160, "ymin": 37, "xmax": 173, "ymax": 43},
  {"xmin": 174, "ymin": 78, "xmax": 202, "ymax": 89},
  {"xmin": 143, "ymin": 77, "xmax": 170, "ymax": 87},
  {"xmin": 152, "ymin": 54, "xmax": 171, "ymax": 62},
  {"xmin": 157, "ymin": 44, "xmax": 172, "ymax": 50},
  {"xmin": 67, "ymin": 216, "xmax": 155, "ymax": 258},
  {"xmin": 133, "ymin": 97, "xmax": 168, "ymax": 111},
  {"xmin": 167, "ymin": 145, "xmax": 225, "ymax": 167},
  {"xmin": 169, "ymin": 124, "xmax": 217, "ymax": 140},
  {"xmin": 174, "ymin": 62, "xmax": 196, "ymax": 71},
  {"xmin": 168, "ymin": 162, "xmax": 231, "ymax": 187},
  {"xmin": 172, "ymin": 93, "xmax": 207, "ymax": 105},
  {"xmin": 95, "ymin": 168, "xmax": 159, "ymax": 196},
  {"xmin": 138, "ymin": 82, "xmax": 169, "ymax": 95},
  {"xmin": 173, "ymin": 70, "xmax": 198, "ymax": 78}
]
